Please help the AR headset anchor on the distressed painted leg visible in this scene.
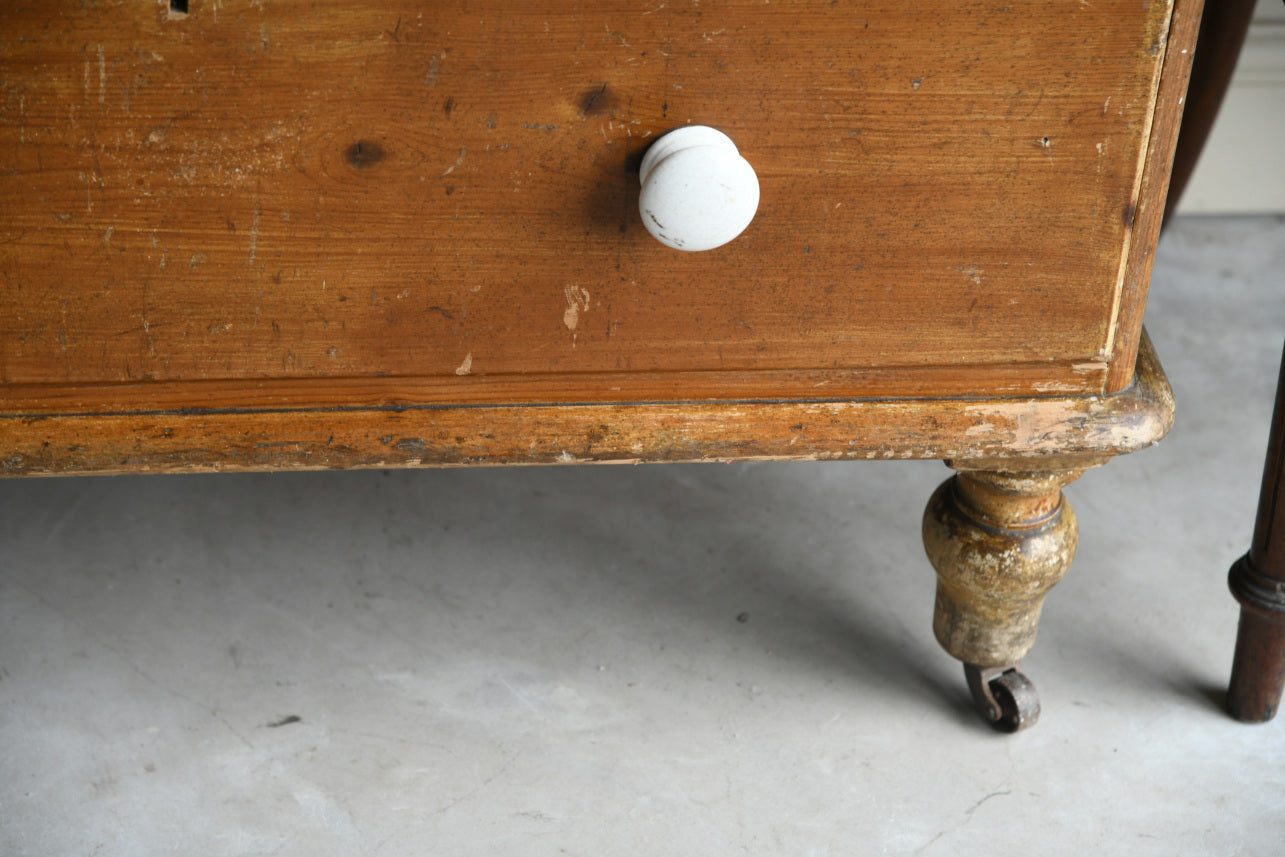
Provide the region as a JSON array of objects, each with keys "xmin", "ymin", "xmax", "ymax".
[{"xmin": 922, "ymin": 460, "xmax": 1103, "ymax": 732}]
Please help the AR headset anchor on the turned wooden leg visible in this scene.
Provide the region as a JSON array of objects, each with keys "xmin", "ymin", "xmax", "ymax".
[
  {"xmin": 922, "ymin": 460, "xmax": 1103, "ymax": 731},
  {"xmin": 1227, "ymin": 342, "xmax": 1285, "ymax": 723}
]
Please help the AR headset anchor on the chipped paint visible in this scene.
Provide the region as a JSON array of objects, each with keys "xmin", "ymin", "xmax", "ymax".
[{"xmin": 1031, "ymin": 381, "xmax": 1082, "ymax": 393}]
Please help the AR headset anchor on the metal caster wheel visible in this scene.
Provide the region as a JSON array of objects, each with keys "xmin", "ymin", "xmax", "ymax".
[{"xmin": 964, "ymin": 663, "xmax": 1041, "ymax": 733}]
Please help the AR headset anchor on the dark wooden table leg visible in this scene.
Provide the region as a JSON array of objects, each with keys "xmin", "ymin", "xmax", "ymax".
[
  {"xmin": 1158, "ymin": 0, "xmax": 1267, "ymax": 722},
  {"xmin": 1228, "ymin": 341, "xmax": 1285, "ymax": 723}
]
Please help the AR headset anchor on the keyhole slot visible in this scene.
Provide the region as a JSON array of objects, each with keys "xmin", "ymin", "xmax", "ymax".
[{"xmin": 169, "ymin": 0, "xmax": 189, "ymax": 17}]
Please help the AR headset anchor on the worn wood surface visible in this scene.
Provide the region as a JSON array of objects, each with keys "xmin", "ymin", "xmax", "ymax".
[
  {"xmin": 2, "ymin": 2, "xmax": 1183, "ymax": 400},
  {"xmin": 0, "ymin": 331, "xmax": 1173, "ymax": 476},
  {"xmin": 0, "ymin": 2, "xmax": 1194, "ymax": 474}
]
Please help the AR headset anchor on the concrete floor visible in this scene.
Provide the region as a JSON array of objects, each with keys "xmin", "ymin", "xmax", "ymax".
[{"xmin": 2, "ymin": 217, "xmax": 1283, "ymax": 855}]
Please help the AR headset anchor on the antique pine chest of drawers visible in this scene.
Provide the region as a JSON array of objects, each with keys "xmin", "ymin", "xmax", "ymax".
[{"xmin": 0, "ymin": 0, "xmax": 1201, "ymax": 730}]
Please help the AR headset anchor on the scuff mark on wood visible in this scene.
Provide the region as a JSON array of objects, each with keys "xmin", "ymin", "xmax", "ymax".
[
  {"xmin": 440, "ymin": 147, "xmax": 466, "ymax": 178},
  {"xmin": 563, "ymin": 285, "xmax": 590, "ymax": 332},
  {"xmin": 247, "ymin": 201, "xmax": 260, "ymax": 267},
  {"xmin": 425, "ymin": 53, "xmax": 443, "ymax": 86}
]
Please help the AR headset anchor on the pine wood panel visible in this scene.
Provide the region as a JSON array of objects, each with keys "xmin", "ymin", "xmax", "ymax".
[{"xmin": 1, "ymin": 0, "xmax": 1179, "ymax": 409}]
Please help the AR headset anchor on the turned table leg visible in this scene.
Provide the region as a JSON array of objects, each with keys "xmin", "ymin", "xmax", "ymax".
[
  {"xmin": 922, "ymin": 460, "xmax": 1104, "ymax": 731},
  {"xmin": 1227, "ymin": 342, "xmax": 1285, "ymax": 723}
]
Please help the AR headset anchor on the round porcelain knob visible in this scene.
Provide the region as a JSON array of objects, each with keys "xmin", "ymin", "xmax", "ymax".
[{"xmin": 638, "ymin": 126, "xmax": 759, "ymax": 252}]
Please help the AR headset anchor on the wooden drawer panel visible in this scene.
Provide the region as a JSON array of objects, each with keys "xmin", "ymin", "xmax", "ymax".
[{"xmin": 0, "ymin": 1, "xmax": 1179, "ymax": 409}]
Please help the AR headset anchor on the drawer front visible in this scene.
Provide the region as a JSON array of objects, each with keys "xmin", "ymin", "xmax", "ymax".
[{"xmin": 0, "ymin": 1, "xmax": 1182, "ymax": 410}]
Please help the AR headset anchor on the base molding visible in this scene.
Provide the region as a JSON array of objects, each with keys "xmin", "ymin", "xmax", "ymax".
[{"xmin": 2, "ymin": 333, "xmax": 1174, "ymax": 477}]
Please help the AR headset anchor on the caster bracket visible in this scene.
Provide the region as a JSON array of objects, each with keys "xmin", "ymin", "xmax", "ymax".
[{"xmin": 964, "ymin": 663, "xmax": 1041, "ymax": 732}]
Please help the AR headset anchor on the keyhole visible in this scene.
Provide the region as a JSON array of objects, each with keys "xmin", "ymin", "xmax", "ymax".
[{"xmin": 169, "ymin": 0, "xmax": 188, "ymax": 16}]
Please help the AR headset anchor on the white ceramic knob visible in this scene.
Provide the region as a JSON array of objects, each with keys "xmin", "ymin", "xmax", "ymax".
[{"xmin": 638, "ymin": 126, "xmax": 759, "ymax": 251}]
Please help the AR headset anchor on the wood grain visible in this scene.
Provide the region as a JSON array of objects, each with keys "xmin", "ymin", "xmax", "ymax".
[
  {"xmin": 1, "ymin": 0, "xmax": 1178, "ymax": 410},
  {"xmin": 0, "ymin": 331, "xmax": 1173, "ymax": 476},
  {"xmin": 1, "ymin": 359, "xmax": 1111, "ymax": 415}
]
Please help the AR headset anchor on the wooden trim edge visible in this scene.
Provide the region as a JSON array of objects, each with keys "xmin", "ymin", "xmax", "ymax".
[
  {"xmin": 0, "ymin": 359, "xmax": 1109, "ymax": 415},
  {"xmin": 0, "ymin": 331, "xmax": 1174, "ymax": 477},
  {"xmin": 1107, "ymin": 0, "xmax": 1206, "ymax": 392}
]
